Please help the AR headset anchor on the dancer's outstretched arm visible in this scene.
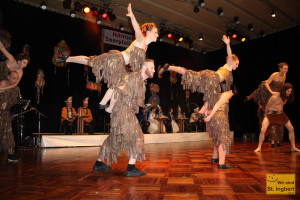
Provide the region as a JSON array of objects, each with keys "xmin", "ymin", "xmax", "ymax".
[
  {"xmin": 204, "ymin": 92, "xmax": 231, "ymax": 122},
  {"xmin": 126, "ymin": 3, "xmax": 143, "ymax": 43},
  {"xmin": 222, "ymin": 35, "xmax": 233, "ymax": 67},
  {"xmin": 66, "ymin": 56, "xmax": 89, "ymax": 65}
]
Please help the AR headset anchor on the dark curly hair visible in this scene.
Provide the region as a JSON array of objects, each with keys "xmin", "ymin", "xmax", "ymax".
[
  {"xmin": 280, "ymin": 83, "xmax": 294, "ymax": 103},
  {"xmin": 16, "ymin": 53, "xmax": 30, "ymax": 62}
]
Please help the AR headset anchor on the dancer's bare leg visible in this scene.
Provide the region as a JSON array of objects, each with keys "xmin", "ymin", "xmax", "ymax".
[
  {"xmin": 100, "ymin": 89, "xmax": 114, "ymax": 105},
  {"xmin": 66, "ymin": 56, "xmax": 90, "ymax": 65},
  {"xmin": 129, "ymin": 156, "xmax": 137, "ymax": 165},
  {"xmin": 218, "ymin": 144, "xmax": 226, "ymax": 165},
  {"xmin": 105, "ymin": 90, "xmax": 117, "ymax": 113},
  {"xmin": 212, "ymin": 146, "xmax": 218, "ymax": 159},
  {"xmin": 254, "ymin": 117, "xmax": 270, "ymax": 152},
  {"xmin": 285, "ymin": 121, "xmax": 300, "ymax": 152}
]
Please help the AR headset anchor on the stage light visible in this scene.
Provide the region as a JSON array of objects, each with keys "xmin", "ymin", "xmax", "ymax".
[
  {"xmin": 70, "ymin": 10, "xmax": 75, "ymax": 18},
  {"xmin": 96, "ymin": 16, "xmax": 102, "ymax": 25},
  {"xmin": 198, "ymin": 34, "xmax": 203, "ymax": 41},
  {"xmin": 91, "ymin": 6, "xmax": 98, "ymax": 16},
  {"xmin": 232, "ymin": 34, "xmax": 237, "ymax": 39},
  {"xmin": 73, "ymin": 1, "xmax": 82, "ymax": 12},
  {"xmin": 107, "ymin": 10, "xmax": 116, "ymax": 21},
  {"xmin": 271, "ymin": 9, "xmax": 276, "ymax": 17},
  {"xmin": 194, "ymin": 6, "xmax": 199, "ymax": 13},
  {"xmin": 248, "ymin": 23, "xmax": 254, "ymax": 31},
  {"xmin": 178, "ymin": 36, "xmax": 184, "ymax": 42},
  {"xmin": 199, "ymin": 0, "xmax": 205, "ymax": 7},
  {"xmin": 83, "ymin": 5, "xmax": 90, "ymax": 13},
  {"xmin": 40, "ymin": 1, "xmax": 47, "ymax": 10},
  {"xmin": 241, "ymin": 37, "xmax": 246, "ymax": 42},
  {"xmin": 102, "ymin": 12, "xmax": 108, "ymax": 19},
  {"xmin": 119, "ymin": 24, "xmax": 125, "ymax": 31},
  {"xmin": 217, "ymin": 7, "xmax": 224, "ymax": 16},
  {"xmin": 202, "ymin": 49, "xmax": 207, "ymax": 55},
  {"xmin": 167, "ymin": 33, "xmax": 172, "ymax": 38},
  {"xmin": 260, "ymin": 30, "xmax": 266, "ymax": 37},
  {"xmin": 234, "ymin": 16, "xmax": 240, "ymax": 24}
]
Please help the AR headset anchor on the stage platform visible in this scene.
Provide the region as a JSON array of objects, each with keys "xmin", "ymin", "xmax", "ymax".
[{"xmin": 39, "ymin": 132, "xmax": 234, "ymax": 148}]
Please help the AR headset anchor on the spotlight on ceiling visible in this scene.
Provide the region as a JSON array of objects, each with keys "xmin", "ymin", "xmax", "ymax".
[
  {"xmin": 70, "ymin": 10, "xmax": 76, "ymax": 18},
  {"xmin": 260, "ymin": 30, "xmax": 266, "ymax": 37},
  {"xmin": 194, "ymin": 6, "xmax": 199, "ymax": 13},
  {"xmin": 271, "ymin": 9, "xmax": 276, "ymax": 17},
  {"xmin": 91, "ymin": 6, "xmax": 98, "ymax": 16},
  {"xmin": 198, "ymin": 34, "xmax": 203, "ymax": 41},
  {"xmin": 248, "ymin": 23, "xmax": 254, "ymax": 31},
  {"xmin": 107, "ymin": 10, "xmax": 116, "ymax": 21},
  {"xmin": 73, "ymin": 1, "xmax": 82, "ymax": 12},
  {"xmin": 217, "ymin": 7, "xmax": 224, "ymax": 16},
  {"xmin": 40, "ymin": 1, "xmax": 47, "ymax": 10},
  {"xmin": 167, "ymin": 33, "xmax": 173, "ymax": 39},
  {"xmin": 83, "ymin": 5, "xmax": 90, "ymax": 13},
  {"xmin": 199, "ymin": 0, "xmax": 205, "ymax": 7},
  {"xmin": 119, "ymin": 24, "xmax": 125, "ymax": 31},
  {"xmin": 96, "ymin": 16, "xmax": 102, "ymax": 25},
  {"xmin": 234, "ymin": 16, "xmax": 240, "ymax": 24}
]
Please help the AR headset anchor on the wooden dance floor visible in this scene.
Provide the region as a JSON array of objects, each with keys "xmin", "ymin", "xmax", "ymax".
[{"xmin": 0, "ymin": 139, "xmax": 299, "ymax": 199}]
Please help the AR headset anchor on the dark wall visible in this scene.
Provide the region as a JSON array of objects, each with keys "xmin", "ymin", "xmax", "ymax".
[{"xmin": 1, "ymin": 0, "xmax": 299, "ymax": 139}]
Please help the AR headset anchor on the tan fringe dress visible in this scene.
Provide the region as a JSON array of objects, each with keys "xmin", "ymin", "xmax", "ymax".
[
  {"xmin": 98, "ymin": 72, "xmax": 146, "ymax": 165},
  {"xmin": 181, "ymin": 66, "xmax": 233, "ymax": 110},
  {"xmin": 88, "ymin": 45, "xmax": 145, "ymax": 89},
  {"xmin": 0, "ymin": 87, "xmax": 20, "ymax": 155},
  {"xmin": 207, "ymin": 102, "xmax": 231, "ymax": 154}
]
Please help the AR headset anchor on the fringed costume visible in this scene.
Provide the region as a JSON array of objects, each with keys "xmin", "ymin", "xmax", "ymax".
[
  {"xmin": 206, "ymin": 102, "xmax": 231, "ymax": 154},
  {"xmin": 253, "ymin": 80, "xmax": 285, "ymax": 142},
  {"xmin": 88, "ymin": 45, "xmax": 145, "ymax": 89},
  {"xmin": 181, "ymin": 66, "xmax": 233, "ymax": 110},
  {"xmin": 98, "ymin": 72, "xmax": 146, "ymax": 165},
  {"xmin": 0, "ymin": 87, "xmax": 19, "ymax": 155}
]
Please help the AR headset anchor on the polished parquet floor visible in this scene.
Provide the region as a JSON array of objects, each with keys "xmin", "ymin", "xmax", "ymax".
[{"xmin": 0, "ymin": 139, "xmax": 299, "ymax": 200}]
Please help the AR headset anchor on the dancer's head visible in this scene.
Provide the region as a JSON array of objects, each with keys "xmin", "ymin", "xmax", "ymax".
[
  {"xmin": 7, "ymin": 71, "xmax": 19, "ymax": 85},
  {"xmin": 226, "ymin": 54, "xmax": 239, "ymax": 70},
  {"xmin": 278, "ymin": 62, "xmax": 288, "ymax": 75},
  {"xmin": 141, "ymin": 23, "xmax": 158, "ymax": 42},
  {"xmin": 280, "ymin": 83, "xmax": 294, "ymax": 103},
  {"xmin": 141, "ymin": 59, "xmax": 155, "ymax": 79},
  {"xmin": 16, "ymin": 53, "xmax": 30, "ymax": 69}
]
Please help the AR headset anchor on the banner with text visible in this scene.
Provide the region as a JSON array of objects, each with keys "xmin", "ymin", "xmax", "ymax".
[{"xmin": 103, "ymin": 29, "xmax": 134, "ymax": 48}]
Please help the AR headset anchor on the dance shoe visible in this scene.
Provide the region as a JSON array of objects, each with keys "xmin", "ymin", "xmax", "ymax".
[
  {"xmin": 211, "ymin": 158, "xmax": 219, "ymax": 163},
  {"xmin": 218, "ymin": 164, "xmax": 233, "ymax": 169},
  {"xmin": 159, "ymin": 63, "xmax": 170, "ymax": 75},
  {"xmin": 7, "ymin": 154, "xmax": 19, "ymax": 162},
  {"xmin": 271, "ymin": 144, "xmax": 276, "ymax": 148},
  {"xmin": 125, "ymin": 168, "xmax": 146, "ymax": 177},
  {"xmin": 99, "ymin": 103, "xmax": 109, "ymax": 109},
  {"xmin": 277, "ymin": 143, "xmax": 281, "ymax": 147},
  {"xmin": 56, "ymin": 55, "xmax": 69, "ymax": 63},
  {"xmin": 93, "ymin": 161, "xmax": 112, "ymax": 171}
]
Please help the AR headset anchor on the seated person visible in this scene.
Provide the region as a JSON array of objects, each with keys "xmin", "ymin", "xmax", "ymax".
[
  {"xmin": 137, "ymin": 105, "xmax": 150, "ymax": 134},
  {"xmin": 189, "ymin": 107, "xmax": 201, "ymax": 132},
  {"xmin": 78, "ymin": 97, "xmax": 96, "ymax": 135},
  {"xmin": 175, "ymin": 106, "xmax": 188, "ymax": 132},
  {"xmin": 61, "ymin": 96, "xmax": 76, "ymax": 135},
  {"xmin": 166, "ymin": 107, "xmax": 179, "ymax": 133}
]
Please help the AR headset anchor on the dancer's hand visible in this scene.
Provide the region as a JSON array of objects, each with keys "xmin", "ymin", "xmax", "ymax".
[
  {"xmin": 126, "ymin": 3, "xmax": 134, "ymax": 18},
  {"xmin": 204, "ymin": 115, "xmax": 212, "ymax": 122},
  {"xmin": 222, "ymin": 35, "xmax": 230, "ymax": 45}
]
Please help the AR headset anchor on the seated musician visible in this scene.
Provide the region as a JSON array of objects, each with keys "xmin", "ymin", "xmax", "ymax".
[
  {"xmin": 78, "ymin": 97, "xmax": 96, "ymax": 135},
  {"xmin": 61, "ymin": 96, "xmax": 76, "ymax": 135}
]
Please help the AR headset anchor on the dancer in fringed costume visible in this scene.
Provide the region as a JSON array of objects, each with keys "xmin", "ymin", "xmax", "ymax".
[
  {"xmin": 159, "ymin": 35, "xmax": 239, "ymax": 112},
  {"xmin": 0, "ymin": 71, "xmax": 20, "ymax": 161},
  {"xmin": 58, "ymin": 3, "xmax": 158, "ymax": 110},
  {"xmin": 245, "ymin": 62, "xmax": 288, "ymax": 147},
  {"xmin": 254, "ymin": 83, "xmax": 299, "ymax": 152},
  {"xmin": 92, "ymin": 59, "xmax": 155, "ymax": 176},
  {"xmin": 202, "ymin": 86, "xmax": 237, "ymax": 169}
]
